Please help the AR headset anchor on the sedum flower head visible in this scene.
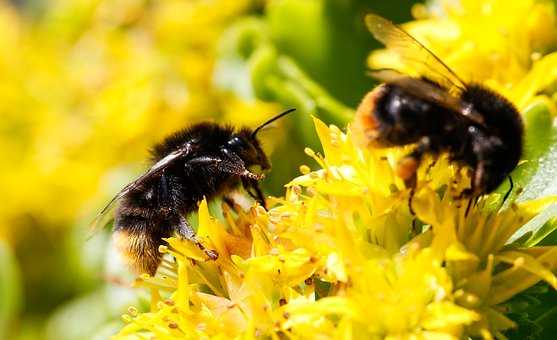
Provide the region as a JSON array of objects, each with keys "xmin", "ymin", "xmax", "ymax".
[{"xmin": 116, "ymin": 118, "xmax": 557, "ymax": 339}]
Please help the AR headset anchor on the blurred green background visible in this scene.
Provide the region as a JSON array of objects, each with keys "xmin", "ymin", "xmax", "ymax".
[{"xmin": 0, "ymin": 0, "xmax": 416, "ymax": 339}]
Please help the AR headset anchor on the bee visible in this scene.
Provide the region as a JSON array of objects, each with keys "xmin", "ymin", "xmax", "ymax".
[
  {"xmin": 354, "ymin": 14, "xmax": 523, "ymax": 211},
  {"xmin": 95, "ymin": 109, "xmax": 295, "ymax": 275}
]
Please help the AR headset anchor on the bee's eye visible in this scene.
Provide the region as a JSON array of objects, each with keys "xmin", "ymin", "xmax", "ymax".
[{"xmin": 227, "ymin": 136, "xmax": 247, "ymax": 150}]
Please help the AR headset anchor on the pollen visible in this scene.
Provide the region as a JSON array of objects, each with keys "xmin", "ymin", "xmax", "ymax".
[{"xmin": 396, "ymin": 156, "xmax": 419, "ymax": 181}]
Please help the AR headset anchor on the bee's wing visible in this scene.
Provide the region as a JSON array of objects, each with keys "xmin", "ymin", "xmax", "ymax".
[
  {"xmin": 370, "ymin": 69, "xmax": 485, "ymax": 126},
  {"xmin": 89, "ymin": 143, "xmax": 194, "ymax": 234},
  {"xmin": 365, "ymin": 13, "xmax": 466, "ymax": 94}
]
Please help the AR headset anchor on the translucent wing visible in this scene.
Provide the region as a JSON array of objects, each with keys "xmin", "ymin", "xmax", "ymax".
[
  {"xmin": 89, "ymin": 143, "xmax": 194, "ymax": 234},
  {"xmin": 370, "ymin": 69, "xmax": 485, "ymax": 126},
  {"xmin": 365, "ymin": 13, "xmax": 466, "ymax": 94}
]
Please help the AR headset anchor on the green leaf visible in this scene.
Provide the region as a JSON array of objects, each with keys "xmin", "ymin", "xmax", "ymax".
[
  {"xmin": 507, "ymin": 99, "xmax": 557, "ymax": 247},
  {"xmin": 508, "ymin": 203, "xmax": 557, "ymax": 245},
  {"xmin": 526, "ymin": 218, "xmax": 557, "ymax": 247},
  {"xmin": 0, "ymin": 241, "xmax": 21, "ymax": 339},
  {"xmin": 523, "ymin": 98, "xmax": 555, "ymax": 160},
  {"xmin": 506, "ymin": 99, "xmax": 557, "ymax": 246},
  {"xmin": 515, "ymin": 99, "xmax": 557, "ymax": 202},
  {"xmin": 536, "ymin": 305, "xmax": 557, "ymax": 339},
  {"xmin": 504, "ymin": 282, "xmax": 557, "ymax": 340},
  {"xmin": 539, "ymin": 226, "xmax": 557, "ymax": 246}
]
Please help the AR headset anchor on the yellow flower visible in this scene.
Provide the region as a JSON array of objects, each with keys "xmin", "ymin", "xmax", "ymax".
[
  {"xmin": 284, "ymin": 246, "xmax": 479, "ymax": 339},
  {"xmin": 117, "ymin": 118, "xmax": 557, "ymax": 339},
  {"xmin": 412, "ymin": 187, "xmax": 557, "ymax": 337}
]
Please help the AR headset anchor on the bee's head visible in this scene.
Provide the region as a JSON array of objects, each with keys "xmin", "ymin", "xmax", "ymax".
[
  {"xmin": 228, "ymin": 130, "xmax": 271, "ymax": 171},
  {"xmin": 227, "ymin": 108, "xmax": 295, "ymax": 171}
]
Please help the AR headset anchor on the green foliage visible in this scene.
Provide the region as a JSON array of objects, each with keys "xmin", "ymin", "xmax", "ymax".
[{"xmin": 505, "ymin": 283, "xmax": 557, "ymax": 340}]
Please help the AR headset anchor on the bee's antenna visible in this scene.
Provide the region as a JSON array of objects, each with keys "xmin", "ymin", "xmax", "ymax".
[{"xmin": 252, "ymin": 108, "xmax": 296, "ymax": 138}]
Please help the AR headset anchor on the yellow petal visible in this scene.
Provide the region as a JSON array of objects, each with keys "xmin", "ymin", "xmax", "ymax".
[{"xmin": 422, "ymin": 302, "xmax": 480, "ymax": 330}]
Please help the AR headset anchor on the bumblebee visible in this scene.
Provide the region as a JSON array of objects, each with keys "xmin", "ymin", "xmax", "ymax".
[
  {"xmin": 354, "ymin": 14, "xmax": 523, "ymax": 208},
  {"xmin": 95, "ymin": 109, "xmax": 294, "ymax": 275}
]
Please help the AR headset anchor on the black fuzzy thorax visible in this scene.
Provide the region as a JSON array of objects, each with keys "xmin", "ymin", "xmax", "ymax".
[
  {"xmin": 372, "ymin": 81, "xmax": 523, "ymax": 193},
  {"xmin": 118, "ymin": 123, "xmax": 240, "ymax": 223},
  {"xmin": 150, "ymin": 123, "xmax": 235, "ymax": 162}
]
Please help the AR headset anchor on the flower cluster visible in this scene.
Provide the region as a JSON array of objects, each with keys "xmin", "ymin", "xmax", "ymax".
[
  {"xmin": 115, "ymin": 0, "xmax": 557, "ymax": 338},
  {"xmin": 118, "ymin": 117, "xmax": 556, "ymax": 339}
]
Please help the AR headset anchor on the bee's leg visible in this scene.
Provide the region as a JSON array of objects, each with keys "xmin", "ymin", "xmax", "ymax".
[
  {"xmin": 464, "ymin": 195, "xmax": 481, "ymax": 216},
  {"xmin": 185, "ymin": 155, "xmax": 264, "ymax": 205},
  {"xmin": 497, "ymin": 176, "xmax": 514, "ymax": 211},
  {"xmin": 398, "ymin": 155, "xmax": 419, "ymax": 216},
  {"xmin": 221, "ymin": 160, "xmax": 264, "ymax": 181},
  {"xmin": 397, "ymin": 137, "xmax": 434, "ymax": 216},
  {"xmin": 455, "ymin": 187, "xmax": 474, "ymax": 199},
  {"xmin": 425, "ymin": 158, "xmax": 438, "ymax": 178},
  {"xmin": 502, "ymin": 175, "xmax": 514, "ymax": 205},
  {"xmin": 252, "ymin": 182, "xmax": 266, "ymax": 209},
  {"xmin": 220, "ymin": 149, "xmax": 265, "ymax": 180},
  {"xmin": 176, "ymin": 216, "xmax": 218, "ymax": 260},
  {"xmin": 411, "ymin": 219, "xmax": 421, "ymax": 237},
  {"xmin": 456, "ymin": 162, "xmax": 480, "ymax": 216},
  {"xmin": 186, "ymin": 154, "xmax": 263, "ymax": 181},
  {"xmin": 474, "ymin": 195, "xmax": 481, "ymax": 207},
  {"xmin": 242, "ymin": 177, "xmax": 266, "ymax": 208},
  {"xmin": 465, "ymin": 198, "xmax": 474, "ymax": 217},
  {"xmin": 407, "ymin": 175, "xmax": 418, "ymax": 216},
  {"xmin": 396, "ymin": 148, "xmax": 420, "ymax": 216},
  {"xmin": 454, "ymin": 184, "xmax": 475, "ymax": 216},
  {"xmin": 185, "ymin": 156, "xmax": 221, "ymax": 171},
  {"xmin": 452, "ymin": 184, "xmax": 474, "ymax": 216}
]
